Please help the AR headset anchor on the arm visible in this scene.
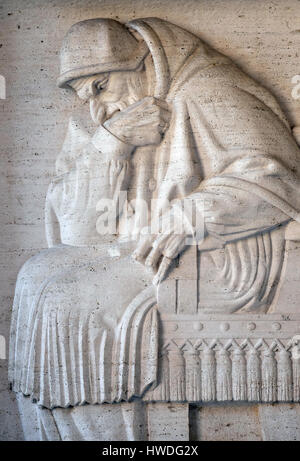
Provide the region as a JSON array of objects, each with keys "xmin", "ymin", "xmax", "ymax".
[{"xmin": 133, "ymin": 156, "xmax": 292, "ymax": 284}]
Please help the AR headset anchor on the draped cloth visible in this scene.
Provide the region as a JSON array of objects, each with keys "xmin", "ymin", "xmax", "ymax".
[
  {"xmin": 125, "ymin": 18, "xmax": 300, "ymax": 313},
  {"xmin": 125, "ymin": 18, "xmax": 300, "ymax": 235},
  {"xmin": 9, "ymin": 245, "xmax": 158, "ymax": 409},
  {"xmin": 198, "ymin": 226, "xmax": 286, "ymax": 313},
  {"xmin": 9, "ymin": 18, "xmax": 300, "ymax": 415}
]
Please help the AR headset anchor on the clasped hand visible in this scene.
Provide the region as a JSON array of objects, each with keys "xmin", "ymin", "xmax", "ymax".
[{"xmin": 103, "ymin": 96, "xmax": 171, "ymax": 147}]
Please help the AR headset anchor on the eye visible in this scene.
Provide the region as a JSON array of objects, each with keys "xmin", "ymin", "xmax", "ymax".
[{"xmin": 95, "ymin": 76, "xmax": 109, "ymax": 92}]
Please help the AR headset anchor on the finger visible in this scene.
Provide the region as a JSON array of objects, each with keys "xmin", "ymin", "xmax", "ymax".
[
  {"xmin": 153, "ymin": 256, "xmax": 173, "ymax": 286},
  {"xmin": 145, "ymin": 245, "xmax": 163, "ymax": 268},
  {"xmin": 163, "ymin": 234, "xmax": 186, "ymax": 259},
  {"xmin": 132, "ymin": 240, "xmax": 152, "ymax": 262},
  {"xmin": 129, "ymin": 104, "xmax": 170, "ymax": 131},
  {"xmin": 144, "ymin": 232, "xmax": 170, "ymax": 267},
  {"xmin": 127, "ymin": 97, "xmax": 154, "ymax": 111},
  {"xmin": 132, "ymin": 232, "xmax": 155, "ymax": 262},
  {"xmin": 139, "ymin": 99, "xmax": 170, "ymax": 121},
  {"xmin": 143, "ymin": 108, "xmax": 170, "ymax": 127},
  {"xmin": 140, "ymin": 112, "xmax": 169, "ymax": 131}
]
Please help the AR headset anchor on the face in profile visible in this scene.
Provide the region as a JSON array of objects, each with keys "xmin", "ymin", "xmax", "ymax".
[{"xmin": 68, "ymin": 68, "xmax": 147, "ymax": 125}]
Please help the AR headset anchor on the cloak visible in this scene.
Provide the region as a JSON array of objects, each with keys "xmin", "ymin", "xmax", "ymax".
[
  {"xmin": 126, "ymin": 17, "xmax": 300, "ymax": 235},
  {"xmin": 125, "ymin": 18, "xmax": 300, "ymax": 312},
  {"xmin": 9, "ymin": 18, "xmax": 300, "ymax": 410}
]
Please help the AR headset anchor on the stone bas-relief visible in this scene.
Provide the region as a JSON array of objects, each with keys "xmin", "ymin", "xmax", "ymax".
[{"xmin": 8, "ymin": 17, "xmax": 300, "ymax": 440}]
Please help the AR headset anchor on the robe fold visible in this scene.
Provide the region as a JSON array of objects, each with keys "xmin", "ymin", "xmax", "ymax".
[{"xmin": 9, "ymin": 18, "xmax": 300, "ymax": 411}]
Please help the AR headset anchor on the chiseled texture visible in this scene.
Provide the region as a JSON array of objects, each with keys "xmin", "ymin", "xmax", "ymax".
[
  {"xmin": 1, "ymin": 0, "xmax": 300, "ymax": 441},
  {"xmin": 8, "ymin": 16, "xmax": 300, "ymax": 415}
]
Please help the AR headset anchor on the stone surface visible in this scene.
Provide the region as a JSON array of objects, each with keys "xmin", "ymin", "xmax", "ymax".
[
  {"xmin": 189, "ymin": 404, "xmax": 262, "ymax": 441},
  {"xmin": 258, "ymin": 403, "xmax": 300, "ymax": 441},
  {"xmin": 147, "ymin": 403, "xmax": 189, "ymax": 441},
  {"xmin": 190, "ymin": 403, "xmax": 300, "ymax": 441},
  {"xmin": 1, "ymin": 0, "xmax": 300, "ymax": 441}
]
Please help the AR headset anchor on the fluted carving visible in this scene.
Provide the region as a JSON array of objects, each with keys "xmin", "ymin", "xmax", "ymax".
[{"xmin": 146, "ymin": 332, "xmax": 300, "ymax": 403}]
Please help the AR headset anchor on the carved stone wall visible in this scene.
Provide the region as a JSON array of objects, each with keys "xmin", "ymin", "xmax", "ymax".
[{"xmin": 1, "ymin": 0, "xmax": 300, "ymax": 441}]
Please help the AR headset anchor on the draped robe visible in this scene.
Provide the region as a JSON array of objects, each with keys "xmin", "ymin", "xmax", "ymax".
[{"xmin": 9, "ymin": 18, "xmax": 300, "ymax": 417}]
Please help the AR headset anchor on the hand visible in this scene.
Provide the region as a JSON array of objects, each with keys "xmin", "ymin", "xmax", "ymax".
[
  {"xmin": 103, "ymin": 96, "xmax": 171, "ymax": 147},
  {"xmin": 132, "ymin": 204, "xmax": 194, "ymax": 285},
  {"xmin": 133, "ymin": 230, "xmax": 187, "ymax": 285}
]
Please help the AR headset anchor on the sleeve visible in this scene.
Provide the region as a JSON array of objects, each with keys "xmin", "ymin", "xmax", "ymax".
[
  {"xmin": 187, "ymin": 184, "xmax": 291, "ymax": 251},
  {"xmin": 183, "ymin": 155, "xmax": 293, "ymax": 251}
]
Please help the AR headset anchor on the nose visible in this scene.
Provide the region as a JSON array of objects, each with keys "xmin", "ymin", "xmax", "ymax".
[{"xmin": 77, "ymin": 81, "xmax": 97, "ymax": 101}]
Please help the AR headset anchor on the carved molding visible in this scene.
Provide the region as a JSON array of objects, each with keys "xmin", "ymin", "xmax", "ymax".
[
  {"xmin": 8, "ymin": 15, "xmax": 300, "ymax": 440},
  {"xmin": 144, "ymin": 314, "xmax": 300, "ymax": 403}
]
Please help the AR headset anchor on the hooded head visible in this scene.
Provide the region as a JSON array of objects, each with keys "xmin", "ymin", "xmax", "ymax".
[{"xmin": 57, "ymin": 18, "xmax": 149, "ymax": 88}]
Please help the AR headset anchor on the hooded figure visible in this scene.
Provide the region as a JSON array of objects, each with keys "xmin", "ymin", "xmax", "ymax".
[
  {"xmin": 47, "ymin": 18, "xmax": 299, "ymax": 310},
  {"xmin": 9, "ymin": 18, "xmax": 300, "ymax": 440}
]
